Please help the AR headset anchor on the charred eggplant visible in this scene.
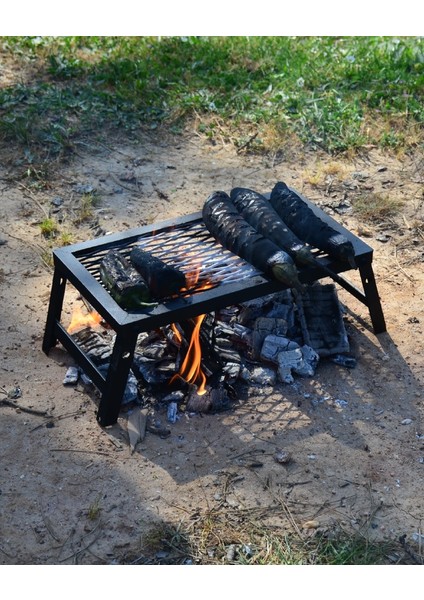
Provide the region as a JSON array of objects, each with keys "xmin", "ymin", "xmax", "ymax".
[
  {"xmin": 130, "ymin": 246, "xmax": 186, "ymax": 298},
  {"xmin": 99, "ymin": 250, "xmax": 156, "ymax": 309},
  {"xmin": 230, "ymin": 186, "xmax": 316, "ymax": 266},
  {"xmin": 270, "ymin": 182, "xmax": 356, "ymax": 267},
  {"xmin": 202, "ymin": 190, "xmax": 303, "ymax": 290}
]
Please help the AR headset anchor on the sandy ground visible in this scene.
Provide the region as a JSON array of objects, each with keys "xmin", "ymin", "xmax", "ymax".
[{"xmin": 0, "ymin": 129, "xmax": 423, "ymax": 565}]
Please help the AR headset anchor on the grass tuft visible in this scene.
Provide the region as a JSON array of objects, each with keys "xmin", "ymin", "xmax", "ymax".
[{"xmin": 352, "ymin": 192, "xmax": 404, "ymax": 223}]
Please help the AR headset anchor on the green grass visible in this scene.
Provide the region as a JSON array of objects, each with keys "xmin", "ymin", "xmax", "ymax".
[
  {"xmin": 127, "ymin": 511, "xmax": 414, "ymax": 565},
  {"xmin": 1, "ymin": 36, "xmax": 423, "ymax": 162}
]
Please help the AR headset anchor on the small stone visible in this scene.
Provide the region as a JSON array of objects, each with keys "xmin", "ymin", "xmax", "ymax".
[
  {"xmin": 303, "ymin": 520, "xmax": 320, "ymax": 529},
  {"xmin": 74, "ymin": 183, "xmax": 96, "ymax": 194},
  {"xmin": 273, "ymin": 449, "xmax": 292, "ymax": 465},
  {"xmin": 401, "ymin": 418, "xmax": 413, "ymax": 425},
  {"xmin": 226, "ymin": 544, "xmax": 236, "ymax": 561},
  {"xmin": 63, "ymin": 366, "xmax": 79, "ymax": 385}
]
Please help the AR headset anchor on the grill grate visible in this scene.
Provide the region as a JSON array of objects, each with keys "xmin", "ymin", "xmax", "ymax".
[{"xmin": 78, "ymin": 219, "xmax": 263, "ymax": 302}]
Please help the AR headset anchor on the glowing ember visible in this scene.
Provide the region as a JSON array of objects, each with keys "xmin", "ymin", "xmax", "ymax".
[{"xmin": 67, "ymin": 306, "xmax": 102, "ymax": 334}]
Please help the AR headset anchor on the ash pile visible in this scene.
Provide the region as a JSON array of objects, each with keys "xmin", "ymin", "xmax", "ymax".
[{"xmin": 64, "ymin": 281, "xmax": 355, "ymax": 428}]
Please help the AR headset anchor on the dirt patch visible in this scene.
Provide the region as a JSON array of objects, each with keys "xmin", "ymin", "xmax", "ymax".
[{"xmin": 0, "ymin": 129, "xmax": 423, "ymax": 564}]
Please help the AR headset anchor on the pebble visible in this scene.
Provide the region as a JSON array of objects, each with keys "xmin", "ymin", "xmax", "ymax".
[
  {"xmin": 273, "ymin": 449, "xmax": 292, "ymax": 465},
  {"xmin": 401, "ymin": 418, "xmax": 413, "ymax": 425},
  {"xmin": 226, "ymin": 544, "xmax": 236, "ymax": 561},
  {"xmin": 74, "ymin": 184, "xmax": 96, "ymax": 194},
  {"xmin": 303, "ymin": 520, "xmax": 320, "ymax": 529}
]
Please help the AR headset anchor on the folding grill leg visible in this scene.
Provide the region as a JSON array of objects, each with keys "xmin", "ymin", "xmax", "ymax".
[
  {"xmin": 42, "ymin": 269, "xmax": 67, "ymax": 354},
  {"xmin": 96, "ymin": 330, "xmax": 139, "ymax": 427},
  {"xmin": 358, "ymin": 261, "xmax": 387, "ymax": 334}
]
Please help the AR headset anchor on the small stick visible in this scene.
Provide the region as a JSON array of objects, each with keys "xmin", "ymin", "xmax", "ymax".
[
  {"xmin": 0, "ymin": 398, "xmax": 49, "ymax": 417},
  {"xmin": 18, "ymin": 183, "xmax": 50, "ymax": 219},
  {"xmin": 236, "ymin": 132, "xmax": 258, "ymax": 154},
  {"xmin": 51, "ymin": 448, "xmax": 111, "ymax": 457}
]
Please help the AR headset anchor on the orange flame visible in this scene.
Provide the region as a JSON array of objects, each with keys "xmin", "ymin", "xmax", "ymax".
[
  {"xmin": 169, "ymin": 258, "xmax": 212, "ymax": 395},
  {"xmin": 67, "ymin": 306, "xmax": 102, "ymax": 334},
  {"xmin": 174, "ymin": 314, "xmax": 207, "ymax": 395},
  {"xmin": 171, "ymin": 323, "xmax": 183, "ymax": 344}
]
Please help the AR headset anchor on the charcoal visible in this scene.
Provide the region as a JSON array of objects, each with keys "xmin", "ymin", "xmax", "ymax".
[
  {"xmin": 296, "ymin": 345, "xmax": 320, "ymax": 375},
  {"xmin": 215, "ymin": 347, "xmax": 241, "ymax": 364},
  {"xmin": 331, "ymin": 354, "xmax": 357, "ymax": 368},
  {"xmin": 278, "ymin": 364, "xmax": 295, "ymax": 384},
  {"xmin": 260, "ymin": 335, "xmax": 300, "ymax": 363},
  {"xmin": 253, "ymin": 318, "xmax": 289, "ymax": 359},
  {"xmin": 72, "ymin": 328, "xmax": 113, "ymax": 364},
  {"xmin": 215, "ymin": 336, "xmax": 233, "ymax": 349},
  {"xmin": 162, "ymin": 390, "xmax": 185, "ymax": 404},
  {"xmin": 214, "ymin": 321, "xmax": 235, "ymax": 338},
  {"xmin": 132, "ymin": 355, "xmax": 176, "ymax": 386},
  {"xmin": 210, "ymin": 387, "xmax": 232, "ymax": 412},
  {"xmin": 167, "ymin": 402, "xmax": 179, "ymax": 423},
  {"xmin": 274, "ymin": 344, "xmax": 319, "ymax": 383},
  {"xmin": 222, "ymin": 362, "xmax": 241, "ymax": 382},
  {"xmin": 142, "ymin": 341, "xmax": 168, "ymax": 360},
  {"xmin": 186, "ymin": 392, "xmax": 213, "ymax": 413}
]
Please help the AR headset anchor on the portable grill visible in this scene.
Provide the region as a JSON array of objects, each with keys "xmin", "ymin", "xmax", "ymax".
[{"xmin": 42, "ymin": 191, "xmax": 386, "ymax": 426}]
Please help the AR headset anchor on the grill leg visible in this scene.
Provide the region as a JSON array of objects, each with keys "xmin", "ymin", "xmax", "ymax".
[
  {"xmin": 42, "ymin": 269, "xmax": 67, "ymax": 354},
  {"xmin": 358, "ymin": 261, "xmax": 387, "ymax": 334},
  {"xmin": 96, "ymin": 330, "xmax": 139, "ymax": 427}
]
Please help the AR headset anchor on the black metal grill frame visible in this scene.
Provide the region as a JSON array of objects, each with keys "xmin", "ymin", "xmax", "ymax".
[{"xmin": 42, "ymin": 191, "xmax": 386, "ymax": 426}]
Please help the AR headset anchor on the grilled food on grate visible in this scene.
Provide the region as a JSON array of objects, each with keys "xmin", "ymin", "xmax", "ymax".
[
  {"xmin": 270, "ymin": 181, "xmax": 356, "ymax": 267},
  {"xmin": 202, "ymin": 190, "xmax": 304, "ymax": 291}
]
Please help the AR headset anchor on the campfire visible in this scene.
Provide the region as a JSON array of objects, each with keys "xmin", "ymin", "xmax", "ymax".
[
  {"xmin": 43, "ymin": 191, "xmax": 386, "ymax": 428},
  {"xmin": 65, "ymin": 279, "xmax": 353, "ymax": 429}
]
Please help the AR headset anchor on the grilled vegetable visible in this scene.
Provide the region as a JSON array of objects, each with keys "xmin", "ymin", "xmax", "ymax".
[
  {"xmin": 230, "ymin": 187, "xmax": 316, "ymax": 267},
  {"xmin": 202, "ymin": 190, "xmax": 304, "ymax": 291},
  {"xmin": 270, "ymin": 182, "xmax": 356, "ymax": 267},
  {"xmin": 99, "ymin": 250, "xmax": 156, "ymax": 309},
  {"xmin": 130, "ymin": 246, "xmax": 186, "ymax": 298}
]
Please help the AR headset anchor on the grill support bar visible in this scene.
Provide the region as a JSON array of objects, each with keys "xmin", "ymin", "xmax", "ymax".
[{"xmin": 42, "ymin": 195, "xmax": 386, "ymax": 427}]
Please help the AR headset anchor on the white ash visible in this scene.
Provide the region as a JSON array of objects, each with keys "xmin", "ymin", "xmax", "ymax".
[{"xmin": 240, "ymin": 365, "xmax": 277, "ymax": 386}]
